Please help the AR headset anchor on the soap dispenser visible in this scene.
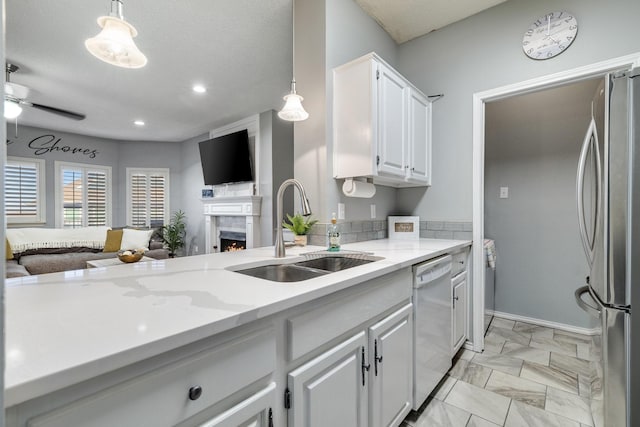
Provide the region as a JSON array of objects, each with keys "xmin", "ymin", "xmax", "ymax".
[{"xmin": 328, "ymin": 212, "xmax": 341, "ymax": 251}]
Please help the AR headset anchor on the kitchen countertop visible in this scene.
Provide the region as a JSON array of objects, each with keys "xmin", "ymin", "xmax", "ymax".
[{"xmin": 4, "ymin": 238, "xmax": 470, "ymax": 407}]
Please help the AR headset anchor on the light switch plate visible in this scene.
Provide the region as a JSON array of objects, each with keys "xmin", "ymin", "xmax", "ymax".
[
  {"xmin": 370, "ymin": 204, "xmax": 376, "ymax": 219},
  {"xmin": 500, "ymin": 187, "xmax": 509, "ymax": 199},
  {"xmin": 338, "ymin": 203, "xmax": 345, "ymax": 219}
]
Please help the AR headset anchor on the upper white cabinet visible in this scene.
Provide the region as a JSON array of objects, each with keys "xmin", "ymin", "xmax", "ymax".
[{"xmin": 333, "ymin": 53, "xmax": 432, "ymax": 188}]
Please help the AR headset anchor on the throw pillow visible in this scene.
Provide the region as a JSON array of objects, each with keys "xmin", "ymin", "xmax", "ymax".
[
  {"xmin": 103, "ymin": 229, "xmax": 124, "ymax": 252},
  {"xmin": 120, "ymin": 229, "xmax": 154, "ymax": 251},
  {"xmin": 6, "ymin": 238, "xmax": 14, "ymax": 260}
]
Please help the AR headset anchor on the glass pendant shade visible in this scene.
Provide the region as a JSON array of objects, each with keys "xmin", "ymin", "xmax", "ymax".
[
  {"xmin": 4, "ymin": 99, "xmax": 22, "ymax": 120},
  {"xmin": 85, "ymin": 16, "xmax": 147, "ymax": 69},
  {"xmin": 278, "ymin": 81, "xmax": 309, "ymax": 122}
]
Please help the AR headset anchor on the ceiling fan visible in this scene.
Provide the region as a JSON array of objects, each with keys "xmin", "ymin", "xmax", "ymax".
[{"xmin": 4, "ymin": 63, "xmax": 86, "ymax": 121}]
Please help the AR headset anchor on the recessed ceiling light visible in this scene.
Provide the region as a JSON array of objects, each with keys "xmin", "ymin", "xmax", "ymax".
[
  {"xmin": 192, "ymin": 84, "xmax": 207, "ymax": 94},
  {"xmin": 134, "ymin": 120, "xmax": 145, "ymax": 126}
]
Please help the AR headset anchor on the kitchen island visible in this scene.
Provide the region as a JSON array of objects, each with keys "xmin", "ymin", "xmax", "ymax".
[{"xmin": 5, "ymin": 238, "xmax": 470, "ymax": 427}]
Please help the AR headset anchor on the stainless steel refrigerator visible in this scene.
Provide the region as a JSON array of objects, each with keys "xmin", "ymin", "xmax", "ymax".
[{"xmin": 574, "ymin": 68, "xmax": 639, "ymax": 427}]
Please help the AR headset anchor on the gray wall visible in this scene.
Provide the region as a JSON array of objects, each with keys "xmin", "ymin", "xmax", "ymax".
[
  {"xmin": 395, "ymin": 0, "xmax": 640, "ymax": 222},
  {"xmin": 295, "ymin": 0, "xmax": 399, "ymax": 223},
  {"xmin": 6, "ymin": 124, "xmax": 182, "ymax": 228},
  {"xmin": 485, "ymin": 80, "xmax": 599, "ymax": 328},
  {"xmin": 180, "ymin": 132, "xmax": 209, "ymax": 255}
]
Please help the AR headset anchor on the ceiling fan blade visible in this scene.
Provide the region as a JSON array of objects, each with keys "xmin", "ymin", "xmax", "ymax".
[{"xmin": 26, "ymin": 102, "xmax": 86, "ymax": 121}]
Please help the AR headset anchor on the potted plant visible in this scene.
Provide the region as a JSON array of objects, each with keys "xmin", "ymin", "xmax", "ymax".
[
  {"xmin": 283, "ymin": 213, "xmax": 318, "ymax": 246},
  {"xmin": 162, "ymin": 210, "xmax": 187, "ymax": 257}
]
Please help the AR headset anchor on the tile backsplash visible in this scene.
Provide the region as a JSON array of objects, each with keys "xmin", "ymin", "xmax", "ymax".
[{"xmin": 306, "ymin": 220, "xmax": 472, "ymax": 246}]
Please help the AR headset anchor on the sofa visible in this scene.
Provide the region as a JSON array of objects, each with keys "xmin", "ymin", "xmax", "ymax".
[{"xmin": 6, "ymin": 226, "xmax": 169, "ymax": 278}]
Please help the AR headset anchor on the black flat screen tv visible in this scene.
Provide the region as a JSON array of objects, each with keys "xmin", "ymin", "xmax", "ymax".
[{"xmin": 198, "ymin": 129, "xmax": 253, "ymax": 186}]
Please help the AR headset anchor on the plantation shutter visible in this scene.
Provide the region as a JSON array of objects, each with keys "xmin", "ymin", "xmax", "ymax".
[
  {"xmin": 127, "ymin": 169, "xmax": 169, "ymax": 228},
  {"xmin": 149, "ymin": 173, "xmax": 166, "ymax": 227},
  {"xmin": 56, "ymin": 162, "xmax": 111, "ymax": 228},
  {"xmin": 5, "ymin": 160, "xmax": 39, "ymax": 218},
  {"xmin": 130, "ymin": 173, "xmax": 148, "ymax": 228},
  {"xmin": 62, "ymin": 168, "xmax": 83, "ymax": 228},
  {"xmin": 87, "ymin": 170, "xmax": 107, "ymax": 226}
]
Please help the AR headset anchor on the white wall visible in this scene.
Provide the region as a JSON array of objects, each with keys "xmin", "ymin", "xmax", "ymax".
[
  {"xmin": 485, "ymin": 79, "xmax": 600, "ymax": 328},
  {"xmin": 396, "ymin": 0, "xmax": 640, "ymax": 221},
  {"xmin": 295, "ymin": 0, "xmax": 400, "ymax": 222}
]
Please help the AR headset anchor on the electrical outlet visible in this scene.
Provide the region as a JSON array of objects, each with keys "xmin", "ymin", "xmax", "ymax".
[
  {"xmin": 338, "ymin": 203, "xmax": 346, "ymax": 219},
  {"xmin": 499, "ymin": 187, "xmax": 509, "ymax": 199},
  {"xmin": 193, "ymin": 245, "xmax": 199, "ymax": 254},
  {"xmin": 370, "ymin": 204, "xmax": 376, "ymax": 219}
]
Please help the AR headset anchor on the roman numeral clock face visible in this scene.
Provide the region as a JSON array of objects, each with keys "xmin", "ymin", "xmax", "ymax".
[{"xmin": 523, "ymin": 11, "xmax": 578, "ymax": 60}]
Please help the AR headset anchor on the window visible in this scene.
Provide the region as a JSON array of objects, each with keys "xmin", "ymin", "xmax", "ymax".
[
  {"xmin": 126, "ymin": 168, "xmax": 170, "ymax": 228},
  {"xmin": 55, "ymin": 161, "xmax": 112, "ymax": 228},
  {"xmin": 5, "ymin": 157, "xmax": 46, "ymax": 224}
]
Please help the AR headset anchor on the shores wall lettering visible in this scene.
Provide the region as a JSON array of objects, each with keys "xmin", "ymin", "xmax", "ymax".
[{"xmin": 6, "ymin": 134, "xmax": 99, "ymax": 159}]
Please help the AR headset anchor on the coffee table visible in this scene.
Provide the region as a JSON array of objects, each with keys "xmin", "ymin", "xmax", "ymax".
[{"xmin": 86, "ymin": 256, "xmax": 156, "ymax": 269}]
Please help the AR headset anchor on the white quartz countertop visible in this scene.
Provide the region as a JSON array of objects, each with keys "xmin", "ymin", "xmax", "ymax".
[{"xmin": 5, "ymin": 238, "xmax": 470, "ymax": 407}]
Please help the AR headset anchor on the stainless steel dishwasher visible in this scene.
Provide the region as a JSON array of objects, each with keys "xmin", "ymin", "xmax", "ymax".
[{"xmin": 412, "ymin": 255, "xmax": 452, "ymax": 410}]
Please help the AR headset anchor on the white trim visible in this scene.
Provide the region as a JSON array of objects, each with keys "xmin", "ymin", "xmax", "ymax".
[
  {"xmin": 126, "ymin": 167, "xmax": 170, "ymax": 227},
  {"xmin": 54, "ymin": 161, "xmax": 112, "ymax": 228},
  {"xmin": 5, "ymin": 156, "xmax": 46, "ymax": 225},
  {"xmin": 492, "ymin": 311, "xmax": 601, "ymax": 336},
  {"xmin": 471, "ymin": 52, "xmax": 640, "ymax": 354}
]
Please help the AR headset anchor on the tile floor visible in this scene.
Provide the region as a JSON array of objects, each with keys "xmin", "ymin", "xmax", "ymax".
[{"xmin": 402, "ymin": 317, "xmax": 602, "ymax": 427}]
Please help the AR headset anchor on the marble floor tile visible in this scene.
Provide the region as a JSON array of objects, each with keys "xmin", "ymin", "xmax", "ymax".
[
  {"xmin": 590, "ymin": 363, "xmax": 603, "ymax": 401},
  {"xmin": 430, "ymin": 375, "xmax": 457, "ymax": 401},
  {"xmin": 549, "ymin": 352, "xmax": 593, "ymax": 378},
  {"xmin": 505, "ymin": 401, "xmax": 581, "ymax": 427},
  {"xmin": 488, "ymin": 326, "xmax": 532, "ymax": 347},
  {"xmin": 472, "ymin": 352, "xmax": 523, "ymax": 376},
  {"xmin": 409, "ymin": 398, "xmax": 471, "ymax": 427},
  {"xmin": 457, "ymin": 362, "xmax": 492, "ymax": 388},
  {"xmin": 455, "ymin": 348, "xmax": 476, "ymax": 361},
  {"xmin": 590, "ymin": 398, "xmax": 604, "ymax": 427},
  {"xmin": 578, "ymin": 374, "xmax": 592, "ymax": 399},
  {"xmin": 529, "ymin": 336, "xmax": 577, "ymax": 357},
  {"xmin": 490, "ymin": 317, "xmax": 516, "ymax": 330},
  {"xmin": 545, "ymin": 387, "xmax": 594, "ymax": 426},
  {"xmin": 513, "ymin": 322, "xmax": 555, "ymax": 339},
  {"xmin": 467, "ymin": 415, "xmax": 501, "ymax": 427},
  {"xmin": 485, "ymin": 370, "xmax": 547, "ymax": 409},
  {"xmin": 502, "ymin": 341, "xmax": 550, "ymax": 365},
  {"xmin": 444, "ymin": 381, "xmax": 511, "ymax": 426},
  {"xmin": 553, "ymin": 330, "xmax": 593, "ymax": 345},
  {"xmin": 448, "ymin": 357, "xmax": 470, "ymax": 379},
  {"xmin": 520, "ymin": 361, "xmax": 579, "ymax": 394},
  {"xmin": 576, "ymin": 343, "xmax": 593, "ymax": 361},
  {"xmin": 483, "ymin": 332, "xmax": 506, "ymax": 354}
]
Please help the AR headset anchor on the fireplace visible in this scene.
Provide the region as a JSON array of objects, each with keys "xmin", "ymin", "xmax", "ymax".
[
  {"xmin": 220, "ymin": 231, "xmax": 247, "ymax": 252},
  {"xmin": 202, "ymin": 195, "xmax": 262, "ymax": 254}
]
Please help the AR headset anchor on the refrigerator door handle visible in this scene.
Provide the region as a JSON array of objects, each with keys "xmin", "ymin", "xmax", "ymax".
[
  {"xmin": 574, "ymin": 285, "xmax": 601, "ymax": 319},
  {"xmin": 576, "ymin": 117, "xmax": 600, "ymax": 265}
]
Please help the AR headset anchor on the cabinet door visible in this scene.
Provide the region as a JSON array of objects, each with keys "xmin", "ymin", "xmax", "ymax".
[
  {"xmin": 408, "ymin": 89, "xmax": 431, "ymax": 184},
  {"xmin": 377, "ymin": 62, "xmax": 407, "ymax": 178},
  {"xmin": 288, "ymin": 332, "xmax": 367, "ymax": 427},
  {"xmin": 368, "ymin": 304, "xmax": 413, "ymax": 427},
  {"xmin": 452, "ymin": 273, "xmax": 468, "ymax": 355},
  {"xmin": 198, "ymin": 383, "xmax": 276, "ymax": 427}
]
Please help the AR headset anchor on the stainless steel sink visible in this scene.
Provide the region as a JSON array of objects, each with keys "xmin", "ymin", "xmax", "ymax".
[
  {"xmin": 294, "ymin": 256, "xmax": 378, "ymax": 272},
  {"xmin": 235, "ymin": 264, "xmax": 329, "ymax": 282},
  {"xmin": 233, "ymin": 253, "xmax": 384, "ymax": 282}
]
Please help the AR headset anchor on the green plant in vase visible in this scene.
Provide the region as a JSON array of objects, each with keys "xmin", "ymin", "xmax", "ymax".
[
  {"xmin": 282, "ymin": 213, "xmax": 318, "ymax": 246},
  {"xmin": 162, "ymin": 210, "xmax": 187, "ymax": 257}
]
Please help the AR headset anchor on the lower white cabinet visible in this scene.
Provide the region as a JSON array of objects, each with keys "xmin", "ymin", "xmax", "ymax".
[
  {"xmin": 452, "ymin": 271, "xmax": 468, "ymax": 355},
  {"xmin": 198, "ymin": 383, "xmax": 275, "ymax": 427},
  {"xmin": 287, "ymin": 304, "xmax": 413, "ymax": 427}
]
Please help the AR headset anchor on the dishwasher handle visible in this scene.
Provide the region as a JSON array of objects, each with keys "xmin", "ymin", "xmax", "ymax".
[{"xmin": 414, "ymin": 255, "xmax": 452, "ymax": 287}]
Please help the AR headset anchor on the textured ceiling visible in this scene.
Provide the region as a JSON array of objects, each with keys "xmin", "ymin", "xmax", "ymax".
[{"xmin": 5, "ymin": 0, "xmax": 510, "ymax": 142}]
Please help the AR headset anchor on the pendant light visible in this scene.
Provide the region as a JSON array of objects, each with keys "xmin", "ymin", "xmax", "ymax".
[
  {"xmin": 85, "ymin": 0, "xmax": 147, "ymax": 69},
  {"xmin": 278, "ymin": 0, "xmax": 309, "ymax": 121},
  {"xmin": 4, "ymin": 99, "xmax": 22, "ymax": 120}
]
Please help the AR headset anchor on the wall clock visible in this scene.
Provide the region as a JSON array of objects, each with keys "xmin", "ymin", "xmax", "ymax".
[{"xmin": 522, "ymin": 11, "xmax": 578, "ymax": 60}]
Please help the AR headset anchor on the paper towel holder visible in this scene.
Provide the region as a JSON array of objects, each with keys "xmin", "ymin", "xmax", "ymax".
[{"xmin": 342, "ymin": 177, "xmax": 376, "ymax": 198}]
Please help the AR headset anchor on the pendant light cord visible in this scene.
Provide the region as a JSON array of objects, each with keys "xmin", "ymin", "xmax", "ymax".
[{"xmin": 291, "ymin": 0, "xmax": 296, "ymax": 90}]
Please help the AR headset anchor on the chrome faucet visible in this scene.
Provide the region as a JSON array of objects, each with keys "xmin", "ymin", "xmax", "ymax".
[{"xmin": 275, "ymin": 179, "xmax": 312, "ymax": 258}]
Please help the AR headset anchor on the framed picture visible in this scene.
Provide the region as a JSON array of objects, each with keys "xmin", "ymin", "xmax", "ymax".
[
  {"xmin": 388, "ymin": 216, "xmax": 419, "ymax": 240},
  {"xmin": 202, "ymin": 188, "xmax": 214, "ymax": 198}
]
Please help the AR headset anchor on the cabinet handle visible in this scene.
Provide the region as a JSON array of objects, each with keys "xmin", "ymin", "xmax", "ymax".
[
  {"xmin": 188, "ymin": 385, "xmax": 203, "ymax": 401},
  {"xmin": 374, "ymin": 339, "xmax": 383, "ymax": 376},
  {"xmin": 411, "ymin": 167, "xmax": 415, "ymax": 171},
  {"xmin": 268, "ymin": 408, "xmax": 274, "ymax": 427},
  {"xmin": 361, "ymin": 347, "xmax": 370, "ymax": 386},
  {"xmin": 453, "ymin": 295, "xmax": 459, "ymax": 308}
]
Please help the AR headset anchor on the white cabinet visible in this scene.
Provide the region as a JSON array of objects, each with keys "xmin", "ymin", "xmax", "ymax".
[
  {"xmin": 199, "ymin": 383, "xmax": 275, "ymax": 427},
  {"xmin": 368, "ymin": 304, "xmax": 413, "ymax": 427},
  {"xmin": 333, "ymin": 52, "xmax": 432, "ymax": 188},
  {"xmin": 287, "ymin": 304, "xmax": 413, "ymax": 427},
  {"xmin": 287, "ymin": 332, "xmax": 368, "ymax": 427},
  {"xmin": 452, "ymin": 272, "xmax": 467, "ymax": 354}
]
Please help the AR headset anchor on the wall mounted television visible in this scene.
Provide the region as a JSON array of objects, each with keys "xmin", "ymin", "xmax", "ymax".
[{"xmin": 198, "ymin": 129, "xmax": 253, "ymax": 186}]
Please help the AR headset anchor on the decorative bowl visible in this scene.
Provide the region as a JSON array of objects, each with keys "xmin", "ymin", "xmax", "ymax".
[{"xmin": 117, "ymin": 249, "xmax": 145, "ymax": 263}]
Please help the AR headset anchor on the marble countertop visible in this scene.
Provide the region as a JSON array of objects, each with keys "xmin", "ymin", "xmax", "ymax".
[{"xmin": 5, "ymin": 238, "xmax": 470, "ymax": 407}]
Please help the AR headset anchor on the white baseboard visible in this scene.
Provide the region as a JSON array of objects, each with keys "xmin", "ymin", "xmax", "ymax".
[{"xmin": 492, "ymin": 311, "xmax": 601, "ymax": 336}]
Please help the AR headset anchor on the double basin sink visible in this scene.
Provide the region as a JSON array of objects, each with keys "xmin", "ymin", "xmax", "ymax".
[{"xmin": 231, "ymin": 253, "xmax": 384, "ymax": 282}]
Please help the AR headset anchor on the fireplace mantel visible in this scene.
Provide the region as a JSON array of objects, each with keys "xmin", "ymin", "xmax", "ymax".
[{"xmin": 202, "ymin": 196, "xmax": 262, "ymax": 253}]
